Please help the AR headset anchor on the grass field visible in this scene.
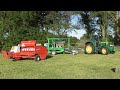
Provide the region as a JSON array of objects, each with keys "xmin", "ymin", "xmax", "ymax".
[{"xmin": 0, "ymin": 47, "xmax": 120, "ymax": 79}]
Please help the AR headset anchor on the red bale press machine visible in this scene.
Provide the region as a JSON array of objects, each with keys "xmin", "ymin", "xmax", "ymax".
[{"xmin": 1, "ymin": 40, "xmax": 48, "ymax": 61}]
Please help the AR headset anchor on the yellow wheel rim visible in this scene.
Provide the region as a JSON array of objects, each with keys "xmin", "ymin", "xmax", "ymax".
[
  {"xmin": 86, "ymin": 45, "xmax": 92, "ymax": 53},
  {"xmin": 102, "ymin": 48, "xmax": 106, "ymax": 54}
]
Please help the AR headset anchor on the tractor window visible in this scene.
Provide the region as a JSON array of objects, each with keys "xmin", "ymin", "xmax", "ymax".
[
  {"xmin": 92, "ymin": 36, "xmax": 97, "ymax": 41},
  {"xmin": 91, "ymin": 35, "xmax": 100, "ymax": 47},
  {"xmin": 95, "ymin": 36, "xmax": 98, "ymax": 41}
]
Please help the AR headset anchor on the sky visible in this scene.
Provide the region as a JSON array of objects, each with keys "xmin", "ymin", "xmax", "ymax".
[
  {"xmin": 67, "ymin": 15, "xmax": 86, "ymax": 39},
  {"xmin": 68, "ymin": 29, "xmax": 86, "ymax": 39}
]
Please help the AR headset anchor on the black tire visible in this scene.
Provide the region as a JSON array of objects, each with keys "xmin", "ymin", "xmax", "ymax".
[
  {"xmin": 84, "ymin": 43, "xmax": 94, "ymax": 54},
  {"xmin": 100, "ymin": 47, "xmax": 108, "ymax": 55},
  {"xmin": 34, "ymin": 55, "xmax": 41, "ymax": 61}
]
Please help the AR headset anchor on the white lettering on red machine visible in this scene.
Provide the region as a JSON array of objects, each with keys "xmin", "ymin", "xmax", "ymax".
[{"xmin": 21, "ymin": 48, "xmax": 35, "ymax": 51}]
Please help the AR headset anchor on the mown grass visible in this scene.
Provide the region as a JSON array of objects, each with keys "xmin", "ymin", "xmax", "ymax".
[{"xmin": 0, "ymin": 47, "xmax": 120, "ymax": 79}]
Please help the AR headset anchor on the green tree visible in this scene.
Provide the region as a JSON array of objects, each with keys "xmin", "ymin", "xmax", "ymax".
[
  {"xmin": 43, "ymin": 11, "xmax": 75, "ymax": 37},
  {"xmin": 90, "ymin": 11, "xmax": 117, "ymax": 41}
]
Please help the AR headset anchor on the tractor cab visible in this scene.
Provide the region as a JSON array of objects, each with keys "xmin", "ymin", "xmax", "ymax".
[
  {"xmin": 90, "ymin": 35, "xmax": 102, "ymax": 41},
  {"xmin": 90, "ymin": 34, "xmax": 102, "ymax": 47}
]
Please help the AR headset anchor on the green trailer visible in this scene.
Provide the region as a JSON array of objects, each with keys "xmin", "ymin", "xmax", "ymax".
[{"xmin": 44, "ymin": 38, "xmax": 70, "ymax": 55}]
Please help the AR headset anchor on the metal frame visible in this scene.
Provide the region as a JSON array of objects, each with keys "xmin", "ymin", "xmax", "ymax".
[{"xmin": 47, "ymin": 38, "xmax": 70, "ymax": 54}]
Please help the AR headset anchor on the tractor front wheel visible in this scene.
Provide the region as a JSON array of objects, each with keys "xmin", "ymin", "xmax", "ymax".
[
  {"xmin": 34, "ymin": 55, "xmax": 41, "ymax": 61},
  {"xmin": 84, "ymin": 43, "xmax": 94, "ymax": 54},
  {"xmin": 101, "ymin": 47, "xmax": 108, "ymax": 55}
]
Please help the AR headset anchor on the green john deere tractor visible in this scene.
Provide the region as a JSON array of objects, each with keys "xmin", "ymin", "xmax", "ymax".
[{"xmin": 84, "ymin": 34, "xmax": 115, "ymax": 55}]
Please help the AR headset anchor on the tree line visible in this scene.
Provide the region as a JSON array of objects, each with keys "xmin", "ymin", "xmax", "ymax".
[{"xmin": 0, "ymin": 11, "xmax": 120, "ymax": 51}]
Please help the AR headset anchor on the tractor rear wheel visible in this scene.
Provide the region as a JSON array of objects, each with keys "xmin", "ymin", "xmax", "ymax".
[
  {"xmin": 85, "ymin": 43, "xmax": 94, "ymax": 54},
  {"xmin": 101, "ymin": 47, "xmax": 108, "ymax": 55},
  {"xmin": 34, "ymin": 55, "xmax": 41, "ymax": 61}
]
